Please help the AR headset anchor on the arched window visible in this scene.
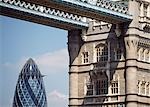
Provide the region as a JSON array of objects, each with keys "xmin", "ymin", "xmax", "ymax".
[
  {"xmin": 137, "ymin": 48, "xmax": 144, "ymax": 61},
  {"xmin": 95, "ymin": 44, "xmax": 108, "ymax": 62},
  {"xmin": 145, "ymin": 50, "xmax": 149, "ymax": 62}
]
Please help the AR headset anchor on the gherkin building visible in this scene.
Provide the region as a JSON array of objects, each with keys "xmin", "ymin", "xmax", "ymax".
[{"xmin": 13, "ymin": 58, "xmax": 47, "ymax": 107}]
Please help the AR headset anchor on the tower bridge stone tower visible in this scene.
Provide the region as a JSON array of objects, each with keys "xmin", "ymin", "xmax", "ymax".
[
  {"xmin": 68, "ymin": 0, "xmax": 150, "ymax": 107},
  {"xmin": 1, "ymin": 0, "xmax": 150, "ymax": 107}
]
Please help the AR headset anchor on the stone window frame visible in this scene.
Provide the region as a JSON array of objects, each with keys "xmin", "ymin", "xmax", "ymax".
[
  {"xmin": 137, "ymin": 48, "xmax": 144, "ymax": 61},
  {"xmin": 137, "ymin": 80, "xmax": 140, "ymax": 94},
  {"xmin": 144, "ymin": 4, "xmax": 148, "ymax": 17},
  {"xmin": 138, "ymin": 80, "xmax": 150, "ymax": 96},
  {"xmin": 146, "ymin": 82, "xmax": 150, "ymax": 96},
  {"xmin": 95, "ymin": 43, "xmax": 108, "ymax": 62},
  {"xmin": 82, "ymin": 51, "xmax": 89, "ymax": 64},
  {"xmin": 138, "ymin": 47, "xmax": 150, "ymax": 62},
  {"xmin": 111, "ymin": 81, "xmax": 119, "ymax": 95},
  {"xmin": 95, "ymin": 72, "xmax": 108, "ymax": 95},
  {"xmin": 86, "ymin": 81, "xmax": 94, "ymax": 96},
  {"xmin": 141, "ymin": 81, "xmax": 146, "ymax": 95},
  {"xmin": 95, "ymin": 79, "xmax": 108, "ymax": 95},
  {"xmin": 114, "ymin": 47, "xmax": 122, "ymax": 61},
  {"xmin": 144, "ymin": 49, "xmax": 149, "ymax": 62},
  {"xmin": 86, "ymin": 71, "xmax": 108, "ymax": 96}
]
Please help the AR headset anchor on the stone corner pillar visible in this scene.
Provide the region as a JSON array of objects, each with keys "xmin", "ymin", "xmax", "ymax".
[
  {"xmin": 68, "ymin": 29, "xmax": 83, "ymax": 107},
  {"xmin": 128, "ymin": 0, "xmax": 139, "ymax": 27},
  {"xmin": 124, "ymin": 36, "xmax": 139, "ymax": 107}
]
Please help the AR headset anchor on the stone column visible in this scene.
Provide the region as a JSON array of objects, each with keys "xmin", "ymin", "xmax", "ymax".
[
  {"xmin": 68, "ymin": 30, "xmax": 83, "ymax": 107},
  {"xmin": 125, "ymin": 36, "xmax": 139, "ymax": 107},
  {"xmin": 125, "ymin": 1, "xmax": 139, "ymax": 106},
  {"xmin": 69, "ymin": 71, "xmax": 79, "ymax": 106}
]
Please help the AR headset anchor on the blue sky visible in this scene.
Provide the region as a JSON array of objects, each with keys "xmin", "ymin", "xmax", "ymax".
[{"xmin": 0, "ymin": 15, "xmax": 69, "ymax": 107}]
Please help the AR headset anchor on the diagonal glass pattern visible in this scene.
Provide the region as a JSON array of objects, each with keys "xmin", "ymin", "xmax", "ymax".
[{"xmin": 13, "ymin": 58, "xmax": 47, "ymax": 107}]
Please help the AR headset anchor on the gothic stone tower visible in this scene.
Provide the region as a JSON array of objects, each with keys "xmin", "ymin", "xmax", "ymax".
[{"xmin": 68, "ymin": 0, "xmax": 150, "ymax": 107}]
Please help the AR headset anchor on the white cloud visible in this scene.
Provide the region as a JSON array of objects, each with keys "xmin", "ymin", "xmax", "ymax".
[
  {"xmin": 1, "ymin": 48, "xmax": 69, "ymax": 74},
  {"xmin": 47, "ymin": 90, "xmax": 68, "ymax": 107},
  {"xmin": 1, "ymin": 57, "xmax": 27, "ymax": 71},
  {"xmin": 35, "ymin": 48, "xmax": 69, "ymax": 73}
]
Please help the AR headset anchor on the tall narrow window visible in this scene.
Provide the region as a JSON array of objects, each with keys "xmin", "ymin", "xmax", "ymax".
[
  {"xmin": 145, "ymin": 51, "xmax": 149, "ymax": 62},
  {"xmin": 86, "ymin": 82, "xmax": 93, "ymax": 96},
  {"xmin": 144, "ymin": 4, "xmax": 148, "ymax": 17},
  {"xmin": 96, "ymin": 79, "xmax": 108, "ymax": 95},
  {"xmin": 114, "ymin": 48, "xmax": 122, "ymax": 61},
  {"xmin": 82, "ymin": 52, "xmax": 89, "ymax": 64},
  {"xmin": 141, "ymin": 81, "xmax": 146, "ymax": 95},
  {"xmin": 95, "ymin": 72, "xmax": 108, "ymax": 95},
  {"xmin": 137, "ymin": 49, "xmax": 140, "ymax": 60},
  {"xmin": 96, "ymin": 47, "xmax": 101, "ymax": 62},
  {"xmin": 146, "ymin": 83, "xmax": 149, "ymax": 96},
  {"xmin": 141, "ymin": 51, "xmax": 144, "ymax": 61},
  {"xmin": 138, "ymin": 48, "xmax": 144, "ymax": 61},
  {"xmin": 111, "ymin": 81, "xmax": 118, "ymax": 94},
  {"xmin": 137, "ymin": 81, "xmax": 140, "ymax": 94},
  {"xmin": 116, "ymin": 49, "xmax": 122, "ymax": 60},
  {"xmin": 102, "ymin": 47, "xmax": 108, "ymax": 61}
]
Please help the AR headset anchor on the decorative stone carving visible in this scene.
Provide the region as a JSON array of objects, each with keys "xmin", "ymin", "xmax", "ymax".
[
  {"xmin": 0, "ymin": 0, "xmax": 87, "ymax": 23},
  {"xmin": 125, "ymin": 38, "xmax": 139, "ymax": 59},
  {"xmin": 77, "ymin": 0, "xmax": 128, "ymax": 14}
]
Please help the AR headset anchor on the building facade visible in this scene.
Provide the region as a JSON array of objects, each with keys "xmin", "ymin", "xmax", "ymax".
[
  {"xmin": 13, "ymin": 58, "xmax": 47, "ymax": 107},
  {"xmin": 68, "ymin": 0, "xmax": 150, "ymax": 107}
]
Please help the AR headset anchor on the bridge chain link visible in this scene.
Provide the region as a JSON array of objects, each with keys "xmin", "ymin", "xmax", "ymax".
[{"xmin": 1, "ymin": 0, "xmax": 87, "ymax": 23}]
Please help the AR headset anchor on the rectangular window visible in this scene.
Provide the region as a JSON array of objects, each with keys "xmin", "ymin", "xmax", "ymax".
[
  {"xmin": 144, "ymin": 4, "xmax": 148, "ymax": 17},
  {"xmin": 138, "ymin": 81, "xmax": 140, "ymax": 94},
  {"xmin": 87, "ymin": 83, "xmax": 93, "ymax": 95},
  {"xmin": 141, "ymin": 82, "xmax": 146, "ymax": 95},
  {"xmin": 145, "ymin": 52, "xmax": 149, "ymax": 62},
  {"xmin": 96, "ymin": 48, "xmax": 101, "ymax": 62},
  {"xmin": 82, "ymin": 52, "xmax": 89, "ymax": 63},
  {"xmin": 96, "ymin": 80, "xmax": 108, "ymax": 95},
  {"xmin": 116, "ymin": 49, "xmax": 122, "ymax": 60},
  {"xmin": 111, "ymin": 81, "xmax": 118, "ymax": 94},
  {"xmin": 146, "ymin": 83, "xmax": 149, "ymax": 95}
]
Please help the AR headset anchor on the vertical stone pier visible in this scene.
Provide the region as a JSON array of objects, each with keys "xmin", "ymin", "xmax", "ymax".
[
  {"xmin": 68, "ymin": 30, "xmax": 82, "ymax": 107},
  {"xmin": 125, "ymin": 0, "xmax": 139, "ymax": 107},
  {"xmin": 125, "ymin": 36, "xmax": 138, "ymax": 107}
]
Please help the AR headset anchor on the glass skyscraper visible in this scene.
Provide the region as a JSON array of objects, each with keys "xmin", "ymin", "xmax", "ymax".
[{"xmin": 13, "ymin": 58, "xmax": 47, "ymax": 107}]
